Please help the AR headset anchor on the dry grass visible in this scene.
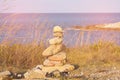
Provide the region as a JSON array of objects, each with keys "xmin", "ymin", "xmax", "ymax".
[
  {"xmin": 0, "ymin": 44, "xmax": 45, "ymax": 72},
  {"xmin": 0, "ymin": 14, "xmax": 120, "ymax": 74},
  {"xmin": 67, "ymin": 41, "xmax": 120, "ymax": 68},
  {"xmin": 0, "ymin": 41, "xmax": 120, "ymax": 73}
]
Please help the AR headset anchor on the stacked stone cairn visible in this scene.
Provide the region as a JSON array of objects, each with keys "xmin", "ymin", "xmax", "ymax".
[
  {"xmin": 42, "ymin": 26, "xmax": 66, "ymax": 66},
  {"xmin": 24, "ymin": 26, "xmax": 75, "ymax": 79}
]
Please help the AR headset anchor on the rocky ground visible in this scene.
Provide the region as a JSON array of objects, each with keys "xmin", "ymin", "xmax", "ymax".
[
  {"xmin": 1, "ymin": 66, "xmax": 120, "ymax": 80},
  {"xmin": 69, "ymin": 66, "xmax": 120, "ymax": 80}
]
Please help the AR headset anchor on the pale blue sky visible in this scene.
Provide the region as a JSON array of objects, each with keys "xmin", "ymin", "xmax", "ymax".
[{"xmin": 0, "ymin": 0, "xmax": 120, "ymax": 13}]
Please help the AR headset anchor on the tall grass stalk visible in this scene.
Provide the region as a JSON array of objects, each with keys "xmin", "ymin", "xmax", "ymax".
[{"xmin": 0, "ymin": 14, "xmax": 120, "ymax": 72}]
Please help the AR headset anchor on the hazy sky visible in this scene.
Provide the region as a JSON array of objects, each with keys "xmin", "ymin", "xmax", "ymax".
[{"xmin": 0, "ymin": 0, "xmax": 120, "ymax": 13}]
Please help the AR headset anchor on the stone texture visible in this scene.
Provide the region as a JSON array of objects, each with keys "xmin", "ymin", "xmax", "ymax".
[
  {"xmin": 24, "ymin": 69, "xmax": 46, "ymax": 79},
  {"xmin": 42, "ymin": 45, "xmax": 55, "ymax": 57},
  {"xmin": 0, "ymin": 71, "xmax": 11, "ymax": 77},
  {"xmin": 24, "ymin": 26, "xmax": 75, "ymax": 79},
  {"xmin": 52, "ymin": 44, "xmax": 63, "ymax": 55},
  {"xmin": 24, "ymin": 64, "xmax": 75, "ymax": 79},
  {"xmin": 42, "ymin": 26, "xmax": 66, "ymax": 67},
  {"xmin": 49, "ymin": 37, "xmax": 63, "ymax": 45},
  {"xmin": 53, "ymin": 32, "xmax": 63, "ymax": 37},
  {"xmin": 35, "ymin": 64, "xmax": 75, "ymax": 73},
  {"xmin": 42, "ymin": 44, "xmax": 64, "ymax": 57},
  {"xmin": 48, "ymin": 51, "xmax": 66, "ymax": 61},
  {"xmin": 43, "ymin": 59, "xmax": 64, "ymax": 67},
  {"xmin": 53, "ymin": 26, "xmax": 63, "ymax": 33}
]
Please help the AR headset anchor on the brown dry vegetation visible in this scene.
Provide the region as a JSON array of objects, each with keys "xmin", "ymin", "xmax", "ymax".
[
  {"xmin": 67, "ymin": 41, "xmax": 120, "ymax": 67},
  {"xmin": 0, "ymin": 41, "xmax": 120, "ymax": 73},
  {"xmin": 0, "ymin": 14, "xmax": 120, "ymax": 76}
]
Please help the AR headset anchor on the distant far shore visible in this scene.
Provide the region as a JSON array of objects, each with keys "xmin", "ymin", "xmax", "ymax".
[{"xmin": 72, "ymin": 22, "xmax": 120, "ymax": 31}]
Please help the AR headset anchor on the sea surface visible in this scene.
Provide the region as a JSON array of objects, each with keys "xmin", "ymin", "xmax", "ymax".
[{"xmin": 0, "ymin": 13, "xmax": 120, "ymax": 46}]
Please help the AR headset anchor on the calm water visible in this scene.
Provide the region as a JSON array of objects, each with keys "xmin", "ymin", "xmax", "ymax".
[{"xmin": 0, "ymin": 13, "xmax": 120, "ymax": 46}]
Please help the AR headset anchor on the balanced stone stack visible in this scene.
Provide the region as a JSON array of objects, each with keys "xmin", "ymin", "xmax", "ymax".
[
  {"xmin": 24, "ymin": 26, "xmax": 75, "ymax": 79},
  {"xmin": 42, "ymin": 26, "xmax": 66, "ymax": 67}
]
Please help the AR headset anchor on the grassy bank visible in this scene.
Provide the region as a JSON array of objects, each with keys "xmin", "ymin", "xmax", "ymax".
[
  {"xmin": 0, "ymin": 43, "xmax": 45, "ymax": 72},
  {"xmin": 0, "ymin": 41, "xmax": 120, "ymax": 73}
]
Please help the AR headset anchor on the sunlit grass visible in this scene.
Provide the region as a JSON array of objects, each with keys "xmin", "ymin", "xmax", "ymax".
[
  {"xmin": 0, "ymin": 14, "xmax": 120, "ymax": 76},
  {"xmin": 0, "ymin": 43, "xmax": 45, "ymax": 71},
  {"xmin": 0, "ymin": 41, "xmax": 120, "ymax": 73},
  {"xmin": 67, "ymin": 41, "xmax": 120, "ymax": 67}
]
